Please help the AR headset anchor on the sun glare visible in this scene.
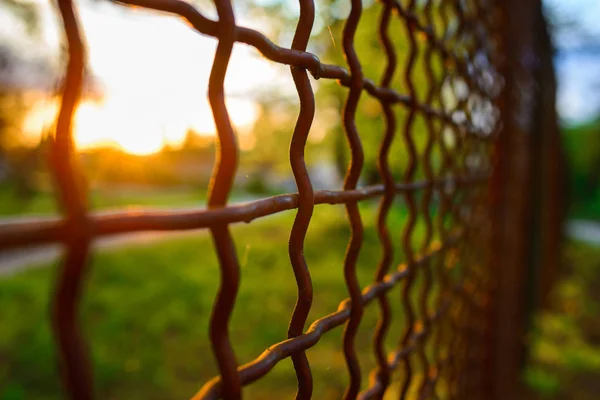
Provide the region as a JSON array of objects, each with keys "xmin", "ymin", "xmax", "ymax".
[
  {"xmin": 74, "ymin": 101, "xmax": 164, "ymax": 155},
  {"xmin": 23, "ymin": 96, "xmax": 260, "ymax": 156},
  {"xmin": 20, "ymin": 1, "xmax": 275, "ymax": 156}
]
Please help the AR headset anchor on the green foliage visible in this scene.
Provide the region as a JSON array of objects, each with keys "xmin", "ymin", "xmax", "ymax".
[
  {"xmin": 525, "ymin": 242, "xmax": 600, "ymax": 399},
  {"xmin": 243, "ymin": 173, "xmax": 271, "ymax": 195},
  {"xmin": 562, "ymin": 120, "xmax": 600, "ymax": 220},
  {"xmin": 315, "ymin": 2, "xmax": 449, "ymax": 183},
  {"xmin": 523, "ymin": 365, "xmax": 560, "ymax": 398},
  {"xmin": 242, "ymin": 1, "xmax": 452, "ymax": 184}
]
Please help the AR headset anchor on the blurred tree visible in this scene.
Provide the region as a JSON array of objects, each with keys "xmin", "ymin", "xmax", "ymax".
[
  {"xmin": 315, "ymin": 1, "xmax": 440, "ymax": 184},
  {"xmin": 0, "ymin": 0, "xmax": 43, "ymax": 195},
  {"xmin": 243, "ymin": 0, "xmax": 452, "ymax": 185},
  {"xmin": 543, "ymin": 1, "xmax": 600, "ymax": 219}
]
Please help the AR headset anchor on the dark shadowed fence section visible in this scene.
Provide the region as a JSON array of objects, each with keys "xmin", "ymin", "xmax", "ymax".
[{"xmin": 0, "ymin": 0, "xmax": 564, "ymax": 399}]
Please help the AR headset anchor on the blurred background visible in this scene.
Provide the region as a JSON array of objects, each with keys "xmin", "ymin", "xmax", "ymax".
[
  {"xmin": 0, "ymin": 0, "xmax": 599, "ymax": 399},
  {"xmin": 523, "ymin": 1, "xmax": 600, "ymax": 399}
]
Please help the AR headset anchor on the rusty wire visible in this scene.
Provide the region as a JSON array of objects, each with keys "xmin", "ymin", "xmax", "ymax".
[{"xmin": 1, "ymin": 0, "xmax": 503, "ymax": 398}]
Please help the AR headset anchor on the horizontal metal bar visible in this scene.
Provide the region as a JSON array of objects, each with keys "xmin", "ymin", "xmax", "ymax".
[{"xmin": 0, "ymin": 175, "xmax": 487, "ymax": 251}]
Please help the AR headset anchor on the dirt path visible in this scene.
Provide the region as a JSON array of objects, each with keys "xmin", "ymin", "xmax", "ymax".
[
  {"xmin": 566, "ymin": 219, "xmax": 600, "ymax": 246},
  {"xmin": 0, "ymin": 197, "xmax": 261, "ymax": 276},
  {"xmin": 0, "ymin": 231, "xmax": 205, "ymax": 276},
  {"xmin": 0, "ymin": 212, "xmax": 204, "ymax": 276}
]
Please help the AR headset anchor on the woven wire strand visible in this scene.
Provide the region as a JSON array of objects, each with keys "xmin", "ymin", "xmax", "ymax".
[{"xmin": 4, "ymin": 0, "xmax": 504, "ymax": 398}]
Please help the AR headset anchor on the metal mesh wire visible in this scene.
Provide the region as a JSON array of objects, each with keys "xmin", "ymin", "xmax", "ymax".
[{"xmin": 0, "ymin": 0, "xmax": 504, "ymax": 398}]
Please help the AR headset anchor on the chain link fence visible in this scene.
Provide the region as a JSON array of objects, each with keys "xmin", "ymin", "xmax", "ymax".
[{"xmin": 0, "ymin": 0, "xmax": 565, "ymax": 398}]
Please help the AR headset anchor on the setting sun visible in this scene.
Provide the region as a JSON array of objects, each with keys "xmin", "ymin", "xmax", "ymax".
[
  {"xmin": 74, "ymin": 100, "xmax": 165, "ymax": 155},
  {"xmin": 20, "ymin": 0, "xmax": 278, "ymax": 155},
  {"xmin": 23, "ymin": 96, "xmax": 259, "ymax": 155}
]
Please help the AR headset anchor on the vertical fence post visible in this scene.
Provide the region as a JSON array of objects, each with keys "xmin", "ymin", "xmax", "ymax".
[
  {"xmin": 488, "ymin": 0, "xmax": 537, "ymax": 398},
  {"xmin": 530, "ymin": 1, "xmax": 567, "ymax": 312},
  {"xmin": 488, "ymin": 0, "xmax": 565, "ymax": 398}
]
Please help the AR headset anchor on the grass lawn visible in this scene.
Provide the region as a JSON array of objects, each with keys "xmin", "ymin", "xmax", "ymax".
[
  {"xmin": 0, "ymin": 184, "xmax": 268, "ymax": 217},
  {"xmin": 0, "ymin": 202, "xmax": 448, "ymax": 399},
  {"xmin": 0, "ymin": 184, "xmax": 209, "ymax": 216},
  {"xmin": 524, "ymin": 241, "xmax": 600, "ymax": 399}
]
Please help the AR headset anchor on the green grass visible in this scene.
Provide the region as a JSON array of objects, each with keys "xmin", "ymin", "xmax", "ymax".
[
  {"xmin": 524, "ymin": 241, "xmax": 600, "ymax": 399},
  {"xmin": 0, "ymin": 202, "xmax": 447, "ymax": 399},
  {"xmin": 0, "ymin": 185, "xmax": 58, "ymax": 216},
  {"xmin": 0, "ymin": 184, "xmax": 257, "ymax": 216}
]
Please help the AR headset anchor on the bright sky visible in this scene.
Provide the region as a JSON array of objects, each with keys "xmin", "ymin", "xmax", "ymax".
[
  {"xmin": 11, "ymin": 0, "xmax": 293, "ymax": 154},
  {"xmin": 544, "ymin": 0, "xmax": 600, "ymax": 48},
  {"xmin": 544, "ymin": 0, "xmax": 600, "ymax": 123}
]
